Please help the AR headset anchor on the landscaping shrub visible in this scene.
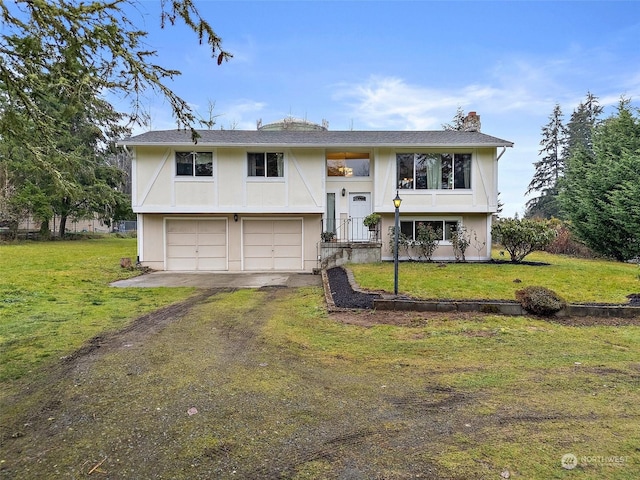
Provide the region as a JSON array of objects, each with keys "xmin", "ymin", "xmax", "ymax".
[
  {"xmin": 544, "ymin": 222, "xmax": 596, "ymax": 258},
  {"xmin": 451, "ymin": 224, "xmax": 471, "ymax": 262},
  {"xmin": 515, "ymin": 286, "xmax": 566, "ymax": 316},
  {"xmin": 492, "ymin": 217, "xmax": 556, "ymax": 263}
]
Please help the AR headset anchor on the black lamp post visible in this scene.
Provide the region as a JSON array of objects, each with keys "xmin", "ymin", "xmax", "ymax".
[{"xmin": 393, "ymin": 191, "xmax": 402, "ymax": 295}]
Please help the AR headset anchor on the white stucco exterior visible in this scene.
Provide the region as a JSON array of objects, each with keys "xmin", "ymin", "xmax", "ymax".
[{"xmin": 119, "ymin": 127, "xmax": 512, "ymax": 271}]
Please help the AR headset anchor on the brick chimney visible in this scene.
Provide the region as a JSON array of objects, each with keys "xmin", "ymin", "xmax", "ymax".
[{"xmin": 462, "ymin": 111, "xmax": 481, "ymax": 132}]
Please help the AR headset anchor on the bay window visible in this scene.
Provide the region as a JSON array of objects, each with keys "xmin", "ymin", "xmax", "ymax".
[{"xmin": 397, "ymin": 153, "xmax": 471, "ymax": 190}]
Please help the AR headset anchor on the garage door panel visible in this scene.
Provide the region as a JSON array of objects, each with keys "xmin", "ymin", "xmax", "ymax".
[
  {"xmin": 273, "ymin": 245, "xmax": 300, "ymax": 257},
  {"xmin": 197, "ymin": 257, "xmax": 227, "ymax": 270},
  {"xmin": 273, "ymin": 233, "xmax": 302, "ymax": 245},
  {"xmin": 274, "ymin": 222, "xmax": 300, "ymax": 234},
  {"xmin": 166, "ymin": 219, "xmax": 227, "ymax": 271},
  {"xmin": 167, "ymin": 245, "xmax": 197, "ymax": 257},
  {"xmin": 243, "ymin": 219, "xmax": 302, "ymax": 271},
  {"xmin": 167, "ymin": 233, "xmax": 197, "ymax": 245},
  {"xmin": 197, "ymin": 233, "xmax": 226, "ymax": 245},
  {"xmin": 198, "ymin": 222, "xmax": 226, "ymax": 234},
  {"xmin": 243, "ymin": 234, "xmax": 266, "ymax": 246},
  {"xmin": 198, "ymin": 245, "xmax": 227, "ymax": 257},
  {"xmin": 243, "ymin": 222, "xmax": 272, "ymax": 234},
  {"xmin": 167, "ymin": 221, "xmax": 197, "ymax": 234},
  {"xmin": 244, "ymin": 244, "xmax": 272, "ymax": 257},
  {"xmin": 166, "ymin": 257, "xmax": 197, "ymax": 270}
]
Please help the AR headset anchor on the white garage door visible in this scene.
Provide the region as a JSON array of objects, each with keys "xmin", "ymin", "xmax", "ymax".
[
  {"xmin": 166, "ymin": 219, "xmax": 227, "ymax": 271},
  {"xmin": 243, "ymin": 219, "xmax": 303, "ymax": 271}
]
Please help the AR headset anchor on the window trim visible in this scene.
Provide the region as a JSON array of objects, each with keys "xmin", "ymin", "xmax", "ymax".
[
  {"xmin": 396, "ymin": 151, "xmax": 473, "ymax": 191},
  {"xmin": 399, "ymin": 217, "xmax": 462, "ymax": 244},
  {"xmin": 326, "ymin": 152, "xmax": 371, "ymax": 178},
  {"xmin": 247, "ymin": 152, "xmax": 286, "ymax": 180},
  {"xmin": 174, "ymin": 151, "xmax": 214, "ymax": 180}
]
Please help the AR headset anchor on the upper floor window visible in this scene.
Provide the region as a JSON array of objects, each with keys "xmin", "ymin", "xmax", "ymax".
[
  {"xmin": 176, "ymin": 152, "xmax": 213, "ymax": 177},
  {"xmin": 248, "ymin": 152, "xmax": 284, "ymax": 177},
  {"xmin": 327, "ymin": 152, "xmax": 370, "ymax": 177},
  {"xmin": 397, "ymin": 153, "xmax": 471, "ymax": 190}
]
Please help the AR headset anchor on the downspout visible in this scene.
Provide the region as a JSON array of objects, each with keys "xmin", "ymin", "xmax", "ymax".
[{"xmin": 496, "ymin": 146, "xmax": 506, "ymax": 162}]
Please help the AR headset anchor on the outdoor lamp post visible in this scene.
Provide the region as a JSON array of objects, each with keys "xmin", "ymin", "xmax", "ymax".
[{"xmin": 393, "ymin": 191, "xmax": 402, "ymax": 295}]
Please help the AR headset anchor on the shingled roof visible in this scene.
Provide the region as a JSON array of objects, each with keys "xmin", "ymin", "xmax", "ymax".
[{"xmin": 119, "ymin": 129, "xmax": 513, "ymax": 148}]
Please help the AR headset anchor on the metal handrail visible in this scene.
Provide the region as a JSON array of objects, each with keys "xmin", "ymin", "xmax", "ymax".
[{"xmin": 321, "ymin": 217, "xmax": 381, "ymax": 243}]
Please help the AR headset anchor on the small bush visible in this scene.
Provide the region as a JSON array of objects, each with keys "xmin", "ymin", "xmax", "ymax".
[
  {"xmin": 515, "ymin": 286, "xmax": 566, "ymax": 316},
  {"xmin": 492, "ymin": 218, "xmax": 556, "ymax": 263},
  {"xmin": 544, "ymin": 223, "xmax": 596, "ymax": 258}
]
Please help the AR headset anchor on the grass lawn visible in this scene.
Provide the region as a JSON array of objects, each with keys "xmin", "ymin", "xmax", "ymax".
[
  {"xmin": 1, "ymin": 242, "xmax": 639, "ymax": 478},
  {"xmin": 349, "ymin": 250, "xmax": 640, "ymax": 304},
  {"xmin": 0, "ymin": 237, "xmax": 195, "ymax": 382}
]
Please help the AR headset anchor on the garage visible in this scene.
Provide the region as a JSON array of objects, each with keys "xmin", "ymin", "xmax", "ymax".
[
  {"xmin": 243, "ymin": 219, "xmax": 303, "ymax": 271},
  {"xmin": 165, "ymin": 219, "xmax": 227, "ymax": 271}
]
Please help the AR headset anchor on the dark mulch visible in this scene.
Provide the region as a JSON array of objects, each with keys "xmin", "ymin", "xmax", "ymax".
[
  {"xmin": 628, "ymin": 294, "xmax": 640, "ymax": 306},
  {"xmin": 326, "ymin": 267, "xmax": 381, "ymax": 309}
]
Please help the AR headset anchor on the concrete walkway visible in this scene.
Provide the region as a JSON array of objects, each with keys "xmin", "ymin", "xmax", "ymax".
[{"xmin": 111, "ymin": 271, "xmax": 322, "ymax": 289}]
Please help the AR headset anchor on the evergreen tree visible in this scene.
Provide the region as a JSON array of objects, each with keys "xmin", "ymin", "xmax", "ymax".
[
  {"xmin": 0, "ymin": 1, "xmax": 230, "ymax": 177},
  {"xmin": 525, "ymin": 104, "xmax": 566, "ymax": 218},
  {"xmin": 442, "ymin": 107, "xmax": 466, "ymax": 131},
  {"xmin": 560, "ymin": 98, "xmax": 640, "ymax": 261},
  {"xmin": 564, "ymin": 91, "xmax": 603, "ymax": 157},
  {"xmin": 1, "ymin": 1, "xmax": 230, "ymax": 235}
]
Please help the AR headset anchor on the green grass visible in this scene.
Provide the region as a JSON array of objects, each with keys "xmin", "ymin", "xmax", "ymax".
[
  {"xmin": 0, "ymin": 237, "xmax": 194, "ymax": 382},
  {"xmin": 349, "ymin": 250, "xmax": 640, "ymax": 303},
  {"xmin": 1, "ymin": 242, "xmax": 639, "ymax": 477},
  {"xmin": 265, "ymin": 292, "xmax": 640, "ymax": 478},
  {"xmin": 1, "ymin": 257, "xmax": 639, "ymax": 478}
]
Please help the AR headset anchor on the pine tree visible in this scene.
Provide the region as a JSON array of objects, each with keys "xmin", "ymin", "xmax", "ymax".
[
  {"xmin": 442, "ymin": 107, "xmax": 466, "ymax": 131},
  {"xmin": 564, "ymin": 92, "xmax": 603, "ymax": 157},
  {"xmin": 525, "ymin": 104, "xmax": 566, "ymax": 218},
  {"xmin": 560, "ymin": 98, "xmax": 640, "ymax": 261}
]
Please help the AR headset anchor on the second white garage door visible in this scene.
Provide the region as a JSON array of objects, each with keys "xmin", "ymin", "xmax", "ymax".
[
  {"xmin": 166, "ymin": 219, "xmax": 227, "ymax": 271},
  {"xmin": 243, "ymin": 219, "xmax": 303, "ymax": 271}
]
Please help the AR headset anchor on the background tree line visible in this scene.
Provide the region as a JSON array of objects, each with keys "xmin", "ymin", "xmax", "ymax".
[
  {"xmin": 525, "ymin": 93, "xmax": 640, "ymax": 261},
  {"xmin": 0, "ymin": 1, "xmax": 230, "ymax": 239}
]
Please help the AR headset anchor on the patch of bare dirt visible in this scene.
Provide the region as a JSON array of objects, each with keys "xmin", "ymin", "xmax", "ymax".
[
  {"xmin": 332, "ymin": 308, "xmax": 640, "ymax": 327},
  {"xmin": 2, "ymin": 286, "xmax": 638, "ymax": 479}
]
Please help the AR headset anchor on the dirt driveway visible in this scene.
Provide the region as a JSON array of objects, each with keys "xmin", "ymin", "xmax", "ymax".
[
  {"xmin": 0, "ymin": 287, "xmax": 481, "ymax": 479},
  {"xmin": 3, "ymin": 286, "xmax": 638, "ymax": 479}
]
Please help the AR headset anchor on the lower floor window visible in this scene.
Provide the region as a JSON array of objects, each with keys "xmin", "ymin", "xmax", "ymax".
[{"xmin": 400, "ymin": 219, "xmax": 459, "ymax": 241}]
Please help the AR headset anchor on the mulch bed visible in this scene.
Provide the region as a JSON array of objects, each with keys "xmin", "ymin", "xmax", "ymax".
[
  {"xmin": 325, "ymin": 266, "xmax": 640, "ymax": 326},
  {"xmin": 326, "ymin": 267, "xmax": 381, "ymax": 309}
]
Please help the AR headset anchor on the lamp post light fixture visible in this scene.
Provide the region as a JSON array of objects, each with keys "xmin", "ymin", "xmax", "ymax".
[{"xmin": 393, "ymin": 191, "xmax": 402, "ymax": 295}]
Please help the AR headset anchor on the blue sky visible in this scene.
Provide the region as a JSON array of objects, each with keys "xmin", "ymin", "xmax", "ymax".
[{"xmin": 127, "ymin": 0, "xmax": 640, "ymax": 217}]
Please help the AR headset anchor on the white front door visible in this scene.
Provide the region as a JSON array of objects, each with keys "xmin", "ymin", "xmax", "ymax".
[{"xmin": 349, "ymin": 192, "xmax": 371, "ymax": 241}]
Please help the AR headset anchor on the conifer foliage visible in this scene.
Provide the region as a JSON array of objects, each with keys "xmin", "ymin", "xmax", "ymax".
[{"xmin": 525, "ymin": 104, "xmax": 567, "ymax": 218}]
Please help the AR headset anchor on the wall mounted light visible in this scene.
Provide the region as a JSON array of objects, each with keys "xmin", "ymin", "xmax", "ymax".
[
  {"xmin": 341, "ymin": 188, "xmax": 346, "ymax": 197},
  {"xmin": 234, "ymin": 214, "xmax": 238, "ymax": 222}
]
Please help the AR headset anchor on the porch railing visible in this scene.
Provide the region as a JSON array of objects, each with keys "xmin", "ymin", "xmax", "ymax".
[{"xmin": 321, "ymin": 217, "xmax": 381, "ymax": 243}]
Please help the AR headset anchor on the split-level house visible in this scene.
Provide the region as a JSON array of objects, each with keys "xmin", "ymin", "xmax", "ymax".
[{"xmin": 118, "ymin": 114, "xmax": 513, "ymax": 272}]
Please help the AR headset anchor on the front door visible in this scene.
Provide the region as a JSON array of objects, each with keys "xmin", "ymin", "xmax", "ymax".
[{"xmin": 349, "ymin": 192, "xmax": 371, "ymax": 241}]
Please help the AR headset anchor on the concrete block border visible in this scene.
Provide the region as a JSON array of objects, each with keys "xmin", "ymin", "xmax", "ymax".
[{"xmin": 324, "ymin": 267, "xmax": 640, "ymax": 319}]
